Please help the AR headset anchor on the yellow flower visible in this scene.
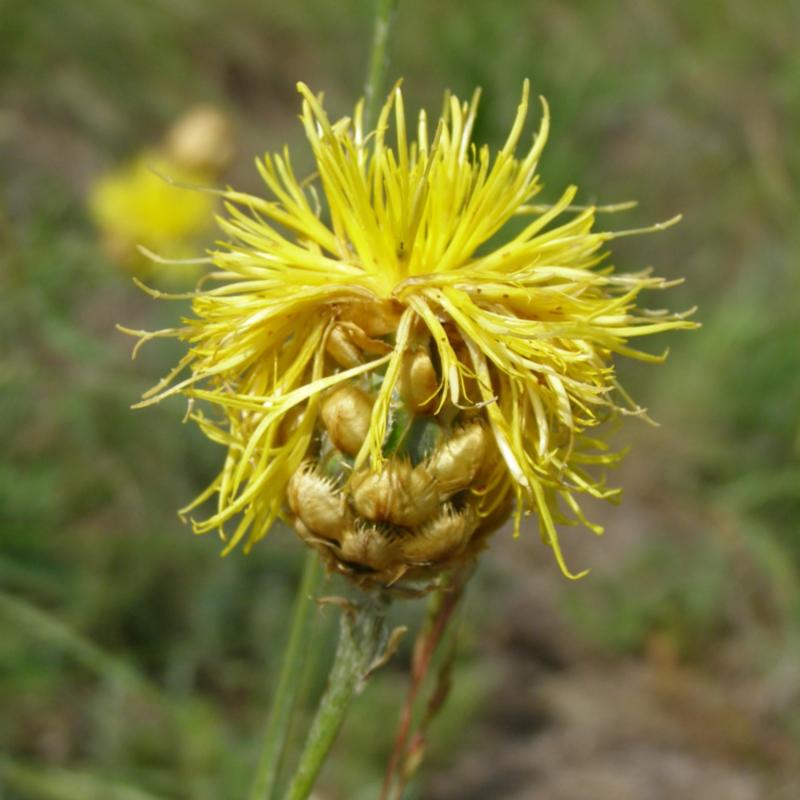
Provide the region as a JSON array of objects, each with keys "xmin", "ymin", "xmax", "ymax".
[
  {"xmin": 126, "ymin": 81, "xmax": 695, "ymax": 584},
  {"xmin": 90, "ymin": 152, "xmax": 216, "ymax": 268},
  {"xmin": 89, "ymin": 107, "xmax": 234, "ymax": 278}
]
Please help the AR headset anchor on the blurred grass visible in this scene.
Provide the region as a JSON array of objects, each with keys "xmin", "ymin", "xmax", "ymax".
[{"xmin": 1, "ymin": 0, "xmax": 799, "ymax": 797}]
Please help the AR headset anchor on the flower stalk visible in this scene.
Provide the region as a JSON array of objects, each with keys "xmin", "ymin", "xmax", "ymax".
[
  {"xmin": 249, "ymin": 551, "xmax": 322, "ymax": 800},
  {"xmin": 364, "ymin": 0, "xmax": 398, "ymax": 129},
  {"xmin": 283, "ymin": 593, "xmax": 391, "ymax": 800}
]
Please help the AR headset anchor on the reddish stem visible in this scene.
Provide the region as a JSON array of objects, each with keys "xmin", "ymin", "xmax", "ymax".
[{"xmin": 380, "ymin": 572, "xmax": 468, "ymax": 800}]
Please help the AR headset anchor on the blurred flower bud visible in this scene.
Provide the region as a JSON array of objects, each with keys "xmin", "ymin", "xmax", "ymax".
[{"xmin": 165, "ymin": 105, "xmax": 235, "ymax": 174}]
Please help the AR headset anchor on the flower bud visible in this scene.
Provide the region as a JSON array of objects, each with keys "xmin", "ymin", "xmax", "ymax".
[
  {"xmin": 350, "ymin": 461, "xmax": 439, "ymax": 527},
  {"xmin": 287, "ymin": 464, "xmax": 350, "ymax": 541},
  {"xmin": 400, "ymin": 348, "xmax": 439, "ymax": 413},
  {"xmin": 338, "ymin": 523, "xmax": 399, "ymax": 573},
  {"xmin": 400, "ymin": 505, "xmax": 478, "ymax": 564},
  {"xmin": 325, "ymin": 325, "xmax": 364, "ymax": 369},
  {"xmin": 425, "ymin": 422, "xmax": 487, "ymax": 496},
  {"xmin": 321, "ymin": 386, "xmax": 373, "ymax": 456}
]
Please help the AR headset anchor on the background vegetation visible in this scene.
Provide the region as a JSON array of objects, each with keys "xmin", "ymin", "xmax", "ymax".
[{"xmin": 1, "ymin": 1, "xmax": 798, "ymax": 798}]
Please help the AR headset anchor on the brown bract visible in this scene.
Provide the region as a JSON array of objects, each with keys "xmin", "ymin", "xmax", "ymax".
[{"xmin": 287, "ymin": 421, "xmax": 502, "ymax": 588}]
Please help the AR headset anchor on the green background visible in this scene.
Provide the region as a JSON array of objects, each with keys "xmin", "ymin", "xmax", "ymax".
[{"xmin": 1, "ymin": 1, "xmax": 799, "ymax": 798}]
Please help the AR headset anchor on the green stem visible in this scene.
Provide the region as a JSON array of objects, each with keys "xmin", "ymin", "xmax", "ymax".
[
  {"xmin": 249, "ymin": 551, "xmax": 322, "ymax": 800},
  {"xmin": 283, "ymin": 594, "xmax": 390, "ymax": 800},
  {"xmin": 363, "ymin": 0, "xmax": 398, "ymax": 130}
]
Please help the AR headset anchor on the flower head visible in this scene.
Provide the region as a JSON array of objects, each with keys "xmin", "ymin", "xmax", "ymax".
[
  {"xmin": 127, "ymin": 81, "xmax": 695, "ymax": 586},
  {"xmin": 90, "ymin": 106, "xmax": 234, "ymax": 277}
]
